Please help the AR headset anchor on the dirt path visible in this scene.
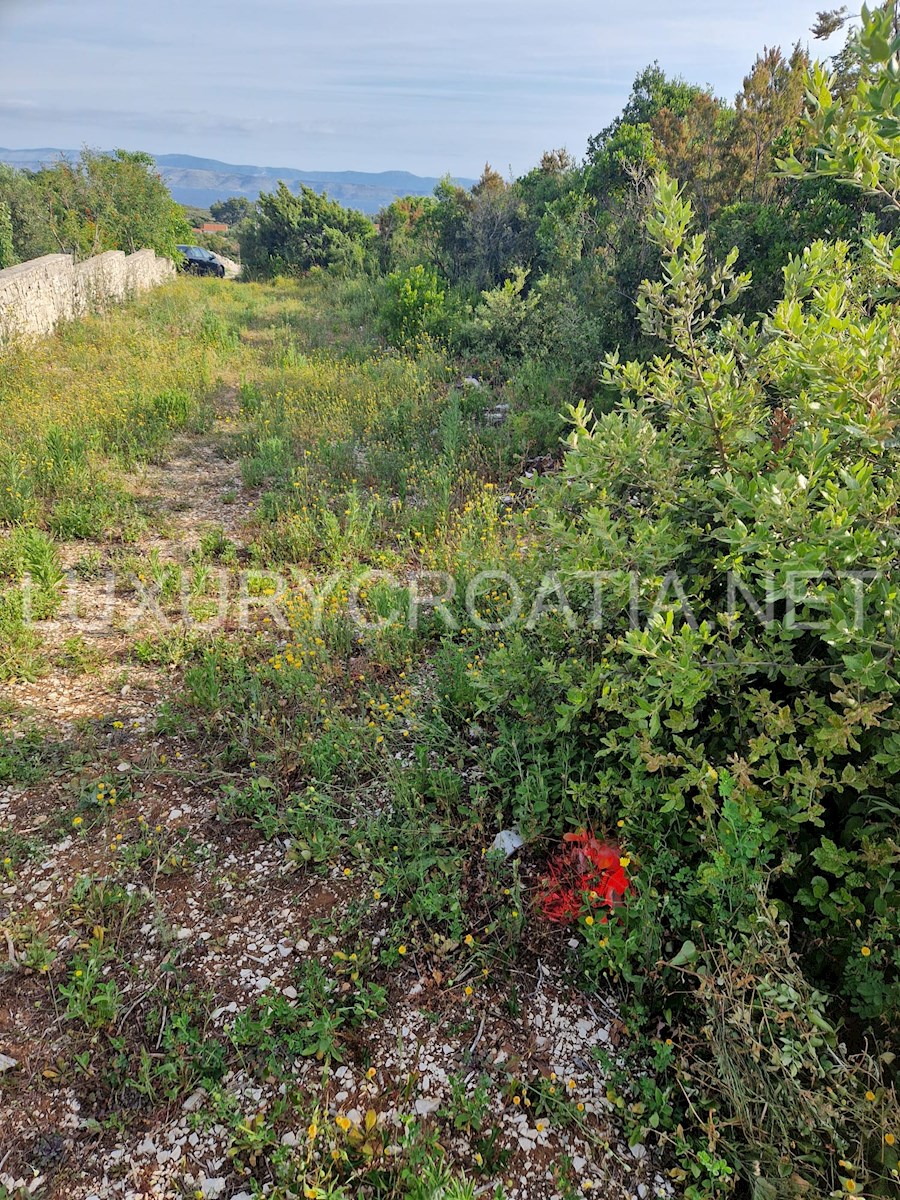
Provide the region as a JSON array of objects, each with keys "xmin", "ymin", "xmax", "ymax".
[{"xmin": 4, "ymin": 396, "xmax": 253, "ymax": 732}]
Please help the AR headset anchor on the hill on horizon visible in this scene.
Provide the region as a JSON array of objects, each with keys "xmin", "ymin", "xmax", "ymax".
[{"xmin": 0, "ymin": 148, "xmax": 476, "ymax": 214}]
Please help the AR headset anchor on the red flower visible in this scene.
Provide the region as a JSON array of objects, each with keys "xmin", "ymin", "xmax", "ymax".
[{"xmin": 537, "ymin": 830, "xmax": 631, "ymax": 924}]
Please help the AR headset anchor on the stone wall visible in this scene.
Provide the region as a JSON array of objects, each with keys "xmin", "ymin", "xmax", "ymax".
[{"xmin": 0, "ymin": 248, "xmax": 176, "ymax": 342}]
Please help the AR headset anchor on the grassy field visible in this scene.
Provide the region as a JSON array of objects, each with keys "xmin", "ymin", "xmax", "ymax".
[{"xmin": 0, "ymin": 276, "xmax": 658, "ymax": 1200}]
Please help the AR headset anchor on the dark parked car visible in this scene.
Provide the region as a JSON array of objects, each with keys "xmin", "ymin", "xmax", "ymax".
[{"xmin": 176, "ymin": 245, "xmax": 225, "ymax": 278}]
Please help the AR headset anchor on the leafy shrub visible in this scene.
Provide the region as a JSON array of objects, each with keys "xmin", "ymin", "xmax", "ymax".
[
  {"xmin": 0, "ymin": 199, "xmax": 13, "ymax": 268},
  {"xmin": 240, "ymin": 182, "xmax": 374, "ymax": 279},
  {"xmin": 32, "ymin": 148, "xmax": 191, "ymax": 261},
  {"xmin": 379, "ymin": 264, "xmax": 450, "ymax": 347},
  {"xmin": 472, "ymin": 266, "xmax": 539, "ymax": 359},
  {"xmin": 464, "ymin": 173, "xmax": 900, "ymax": 1194}
]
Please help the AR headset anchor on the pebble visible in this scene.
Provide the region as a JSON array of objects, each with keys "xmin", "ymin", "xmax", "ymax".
[{"xmin": 183, "ymin": 1088, "xmax": 207, "ymax": 1112}]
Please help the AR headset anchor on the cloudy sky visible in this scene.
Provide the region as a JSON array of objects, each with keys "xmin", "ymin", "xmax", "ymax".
[{"xmin": 0, "ymin": 0, "xmax": 843, "ymax": 176}]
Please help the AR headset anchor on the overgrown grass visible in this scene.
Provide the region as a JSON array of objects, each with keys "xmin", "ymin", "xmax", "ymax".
[{"xmin": 3, "ymin": 264, "xmax": 897, "ymax": 1200}]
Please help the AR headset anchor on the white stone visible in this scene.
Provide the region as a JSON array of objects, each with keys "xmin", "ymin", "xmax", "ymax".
[{"xmin": 182, "ymin": 1088, "xmax": 207, "ymax": 1112}]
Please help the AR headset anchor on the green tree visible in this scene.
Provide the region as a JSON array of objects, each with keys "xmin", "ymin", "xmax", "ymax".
[
  {"xmin": 651, "ymin": 90, "xmax": 738, "ymax": 224},
  {"xmin": 240, "ymin": 182, "xmax": 373, "ymax": 278},
  {"xmin": 0, "ymin": 165, "xmax": 55, "ymax": 262},
  {"xmin": 418, "ymin": 177, "xmax": 473, "ymax": 283},
  {"xmin": 733, "ymin": 44, "xmax": 810, "ymax": 203},
  {"xmin": 374, "ymin": 194, "xmax": 434, "ymax": 273},
  {"xmin": 0, "ymin": 200, "xmax": 14, "ymax": 269},
  {"xmin": 419, "ymin": 169, "xmax": 527, "ymax": 291},
  {"xmin": 35, "ymin": 149, "xmax": 190, "ymax": 260},
  {"xmin": 710, "ymin": 175, "xmax": 867, "ymax": 314},
  {"xmin": 780, "ymin": 1, "xmax": 900, "ymax": 209},
  {"xmin": 586, "ymin": 62, "xmax": 703, "ymax": 166},
  {"xmin": 209, "ymin": 196, "xmax": 255, "ymax": 227}
]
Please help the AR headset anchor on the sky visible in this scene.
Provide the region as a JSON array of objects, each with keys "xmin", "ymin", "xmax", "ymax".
[{"xmin": 0, "ymin": 0, "xmax": 845, "ymax": 178}]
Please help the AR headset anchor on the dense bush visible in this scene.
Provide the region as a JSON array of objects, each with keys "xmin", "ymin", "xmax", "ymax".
[
  {"xmin": 240, "ymin": 182, "xmax": 374, "ymax": 278},
  {"xmin": 0, "ymin": 150, "xmax": 191, "ymax": 264},
  {"xmin": 35, "ymin": 148, "xmax": 191, "ymax": 260},
  {"xmin": 378, "ymin": 263, "xmax": 450, "ymax": 347},
  {"xmin": 0, "ymin": 199, "xmax": 13, "ymax": 268},
  {"xmin": 460, "ymin": 170, "xmax": 900, "ymax": 1195}
]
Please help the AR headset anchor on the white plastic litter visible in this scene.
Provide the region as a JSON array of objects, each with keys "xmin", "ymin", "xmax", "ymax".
[{"xmin": 492, "ymin": 828, "xmax": 524, "ymax": 857}]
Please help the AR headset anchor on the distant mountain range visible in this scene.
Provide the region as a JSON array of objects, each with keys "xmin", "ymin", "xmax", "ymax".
[{"xmin": 0, "ymin": 149, "xmax": 475, "ymax": 214}]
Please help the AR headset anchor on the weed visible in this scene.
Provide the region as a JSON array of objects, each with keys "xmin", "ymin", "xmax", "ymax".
[{"xmin": 55, "ymin": 634, "xmax": 103, "ymax": 674}]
